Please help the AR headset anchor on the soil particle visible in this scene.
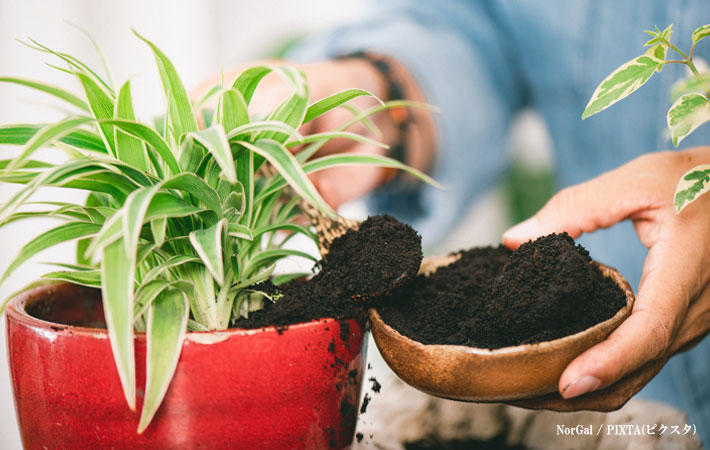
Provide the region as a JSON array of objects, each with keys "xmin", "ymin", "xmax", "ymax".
[
  {"xmin": 378, "ymin": 233, "xmax": 627, "ymax": 349},
  {"xmin": 360, "ymin": 393, "xmax": 371, "ymax": 414},
  {"xmin": 234, "ymin": 214, "xmax": 419, "ymax": 329},
  {"xmin": 356, "ymin": 432, "xmax": 364, "ymax": 443},
  {"xmin": 368, "ymin": 377, "xmax": 381, "ymax": 393}
]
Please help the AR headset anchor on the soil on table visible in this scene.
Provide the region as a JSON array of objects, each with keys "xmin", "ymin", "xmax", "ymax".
[
  {"xmin": 406, "ymin": 435, "xmax": 528, "ymax": 450},
  {"xmin": 377, "ymin": 233, "xmax": 627, "ymax": 349},
  {"xmin": 235, "ymin": 214, "xmax": 421, "ymax": 329}
]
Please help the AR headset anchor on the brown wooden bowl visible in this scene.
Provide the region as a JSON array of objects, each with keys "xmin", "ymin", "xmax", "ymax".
[{"xmin": 369, "ymin": 254, "xmax": 635, "ymax": 402}]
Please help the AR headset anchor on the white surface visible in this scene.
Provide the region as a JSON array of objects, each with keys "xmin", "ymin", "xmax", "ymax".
[{"xmin": 0, "ymin": 2, "xmax": 365, "ymax": 447}]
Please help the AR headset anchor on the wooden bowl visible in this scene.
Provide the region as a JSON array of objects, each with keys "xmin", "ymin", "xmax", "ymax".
[{"xmin": 369, "ymin": 254, "xmax": 635, "ymax": 402}]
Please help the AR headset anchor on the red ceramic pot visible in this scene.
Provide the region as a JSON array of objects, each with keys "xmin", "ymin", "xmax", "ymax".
[{"xmin": 6, "ymin": 283, "xmax": 367, "ymax": 449}]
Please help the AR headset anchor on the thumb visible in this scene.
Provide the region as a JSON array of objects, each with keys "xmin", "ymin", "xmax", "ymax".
[{"xmin": 502, "ymin": 161, "xmax": 653, "ymax": 249}]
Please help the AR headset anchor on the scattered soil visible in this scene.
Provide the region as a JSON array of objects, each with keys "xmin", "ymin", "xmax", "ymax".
[
  {"xmin": 406, "ymin": 435, "xmax": 527, "ymax": 450},
  {"xmin": 360, "ymin": 393, "xmax": 371, "ymax": 414},
  {"xmin": 235, "ymin": 214, "xmax": 421, "ymax": 329},
  {"xmin": 378, "ymin": 233, "xmax": 627, "ymax": 349},
  {"xmin": 368, "ymin": 377, "xmax": 381, "ymax": 393}
]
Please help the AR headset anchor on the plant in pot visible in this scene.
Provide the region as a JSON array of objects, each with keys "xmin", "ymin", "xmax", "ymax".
[{"xmin": 0, "ymin": 31, "xmax": 432, "ymax": 449}]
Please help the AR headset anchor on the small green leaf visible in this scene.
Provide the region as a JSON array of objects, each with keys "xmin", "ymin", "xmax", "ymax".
[
  {"xmin": 188, "ymin": 125, "xmax": 237, "ymax": 184},
  {"xmin": 75, "ymin": 72, "xmax": 116, "ymax": 155},
  {"xmin": 227, "ymin": 223, "xmax": 253, "ymax": 240},
  {"xmin": 115, "ymin": 81, "xmax": 148, "ymax": 171},
  {"xmin": 43, "ymin": 269, "xmax": 102, "ymax": 288},
  {"xmin": 667, "ymin": 93, "xmax": 710, "ymax": 147},
  {"xmin": 583, "ymin": 44, "xmax": 667, "ymax": 119},
  {"xmin": 138, "ymin": 288, "xmax": 188, "ymax": 433},
  {"xmin": 216, "ymin": 89, "xmax": 249, "ymax": 132},
  {"xmin": 692, "ymin": 24, "xmax": 710, "ymax": 44},
  {"xmin": 189, "ymin": 218, "xmax": 227, "ymax": 286},
  {"xmin": 303, "ymin": 88, "xmax": 381, "ymax": 124},
  {"xmin": 674, "ymin": 164, "xmax": 710, "ymax": 212}
]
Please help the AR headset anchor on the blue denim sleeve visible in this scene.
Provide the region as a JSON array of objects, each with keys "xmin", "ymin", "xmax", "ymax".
[{"xmin": 288, "ymin": 0, "xmax": 522, "ymax": 247}]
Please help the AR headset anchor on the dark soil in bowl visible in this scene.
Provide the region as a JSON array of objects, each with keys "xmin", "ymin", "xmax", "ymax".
[
  {"xmin": 235, "ymin": 214, "xmax": 421, "ymax": 329},
  {"xmin": 377, "ymin": 233, "xmax": 627, "ymax": 349}
]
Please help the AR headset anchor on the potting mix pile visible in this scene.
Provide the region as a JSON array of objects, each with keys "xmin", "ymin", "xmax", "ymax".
[
  {"xmin": 377, "ymin": 233, "xmax": 627, "ymax": 349},
  {"xmin": 235, "ymin": 214, "xmax": 422, "ymax": 329}
]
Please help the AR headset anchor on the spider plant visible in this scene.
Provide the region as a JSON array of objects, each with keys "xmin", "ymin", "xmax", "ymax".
[{"xmin": 0, "ymin": 30, "xmax": 435, "ymax": 432}]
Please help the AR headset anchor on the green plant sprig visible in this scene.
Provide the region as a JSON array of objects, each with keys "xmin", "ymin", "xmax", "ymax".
[
  {"xmin": 582, "ymin": 23, "xmax": 710, "ymax": 212},
  {"xmin": 0, "ymin": 29, "xmax": 436, "ymax": 432}
]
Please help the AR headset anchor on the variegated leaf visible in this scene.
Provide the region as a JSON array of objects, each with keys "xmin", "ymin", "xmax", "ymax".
[
  {"xmin": 674, "ymin": 164, "xmax": 710, "ymax": 212},
  {"xmin": 667, "ymin": 93, "xmax": 710, "ymax": 147},
  {"xmin": 583, "ymin": 44, "xmax": 667, "ymax": 119},
  {"xmin": 692, "ymin": 24, "xmax": 710, "ymax": 44}
]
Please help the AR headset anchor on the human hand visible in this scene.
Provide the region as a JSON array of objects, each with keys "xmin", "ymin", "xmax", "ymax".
[
  {"xmin": 191, "ymin": 58, "xmax": 435, "ymax": 209},
  {"xmin": 502, "ymin": 147, "xmax": 710, "ymax": 411}
]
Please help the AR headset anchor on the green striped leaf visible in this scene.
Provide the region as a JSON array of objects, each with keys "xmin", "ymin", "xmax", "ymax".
[
  {"xmin": 252, "ymin": 222, "xmax": 316, "ymax": 241},
  {"xmin": 583, "ymin": 44, "xmax": 667, "ymax": 119},
  {"xmin": 122, "ymin": 185, "xmax": 162, "ymax": 255},
  {"xmin": 674, "ymin": 164, "xmax": 710, "ymax": 212},
  {"xmin": 0, "ymin": 124, "xmax": 106, "ymax": 152},
  {"xmin": 7, "ymin": 117, "xmax": 92, "ymax": 170},
  {"xmin": 226, "ymin": 120, "xmax": 299, "ymax": 141},
  {"xmin": 232, "ymin": 65, "xmax": 306, "ymax": 104},
  {"xmin": 227, "ymin": 223, "xmax": 253, "ymax": 240},
  {"xmin": 286, "ymin": 131, "xmax": 387, "ymax": 150},
  {"xmin": 247, "ymin": 248, "xmax": 318, "ymax": 272},
  {"xmin": 138, "ymin": 288, "xmax": 188, "ymax": 433},
  {"xmin": 43, "ymin": 269, "xmax": 102, "ymax": 287},
  {"xmin": 102, "ymin": 238, "xmax": 137, "ymax": 411},
  {"xmin": 216, "ymin": 88, "xmax": 249, "ymax": 132},
  {"xmin": 76, "ymin": 72, "xmax": 116, "ymax": 155},
  {"xmin": 0, "ymin": 76, "xmax": 90, "ymax": 112},
  {"xmin": 100, "ymin": 119, "xmax": 179, "ymax": 175},
  {"xmin": 667, "ymin": 93, "xmax": 710, "ymax": 147},
  {"xmin": 0, "ymin": 221, "xmax": 101, "ymax": 283},
  {"xmin": 141, "ymin": 255, "xmax": 201, "ymax": 286},
  {"xmin": 189, "ymin": 218, "xmax": 227, "ymax": 286},
  {"xmin": 239, "ymin": 140, "xmax": 336, "ymax": 219},
  {"xmin": 303, "ymin": 88, "xmax": 380, "ymax": 123},
  {"xmin": 692, "ymin": 24, "xmax": 710, "ymax": 44},
  {"xmin": 115, "ymin": 81, "xmax": 148, "ymax": 171},
  {"xmin": 134, "ymin": 31, "xmax": 198, "ymax": 141},
  {"xmin": 188, "ymin": 125, "xmax": 237, "ymax": 184}
]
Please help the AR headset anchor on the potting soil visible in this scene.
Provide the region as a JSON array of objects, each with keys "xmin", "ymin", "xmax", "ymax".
[{"xmin": 377, "ymin": 233, "xmax": 627, "ymax": 349}]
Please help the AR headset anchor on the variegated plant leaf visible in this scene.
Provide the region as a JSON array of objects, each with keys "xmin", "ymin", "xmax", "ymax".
[
  {"xmin": 667, "ymin": 93, "xmax": 710, "ymax": 147},
  {"xmin": 674, "ymin": 164, "xmax": 710, "ymax": 212},
  {"xmin": 670, "ymin": 73, "xmax": 710, "ymax": 102},
  {"xmin": 583, "ymin": 44, "xmax": 667, "ymax": 119},
  {"xmin": 692, "ymin": 24, "xmax": 710, "ymax": 44}
]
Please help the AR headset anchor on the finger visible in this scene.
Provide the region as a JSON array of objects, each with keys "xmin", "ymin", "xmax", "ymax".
[
  {"xmin": 502, "ymin": 154, "xmax": 670, "ymax": 249},
  {"xmin": 511, "ymin": 356, "xmax": 667, "ymax": 412},
  {"xmin": 557, "ymin": 235, "xmax": 700, "ymax": 399}
]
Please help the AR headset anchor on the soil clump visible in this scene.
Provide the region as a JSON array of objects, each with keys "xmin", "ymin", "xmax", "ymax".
[{"xmin": 378, "ymin": 233, "xmax": 627, "ymax": 349}]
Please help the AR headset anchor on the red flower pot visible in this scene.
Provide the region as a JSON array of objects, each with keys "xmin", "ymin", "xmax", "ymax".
[{"xmin": 6, "ymin": 283, "xmax": 367, "ymax": 449}]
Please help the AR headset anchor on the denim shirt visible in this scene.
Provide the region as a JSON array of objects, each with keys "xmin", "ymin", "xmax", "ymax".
[{"xmin": 290, "ymin": 0, "xmax": 710, "ymax": 442}]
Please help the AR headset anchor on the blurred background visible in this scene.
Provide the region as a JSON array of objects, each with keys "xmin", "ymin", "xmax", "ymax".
[{"xmin": 0, "ymin": 1, "xmax": 554, "ymax": 447}]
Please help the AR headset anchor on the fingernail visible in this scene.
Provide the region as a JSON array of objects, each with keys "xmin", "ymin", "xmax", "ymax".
[
  {"xmin": 562, "ymin": 376, "xmax": 600, "ymax": 399},
  {"xmin": 503, "ymin": 217, "xmax": 539, "ymax": 242}
]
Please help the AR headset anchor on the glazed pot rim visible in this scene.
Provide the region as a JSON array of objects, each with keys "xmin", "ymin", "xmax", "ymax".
[
  {"xmin": 6, "ymin": 282, "xmax": 355, "ymax": 339},
  {"xmin": 370, "ymin": 259, "xmax": 635, "ymax": 357}
]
